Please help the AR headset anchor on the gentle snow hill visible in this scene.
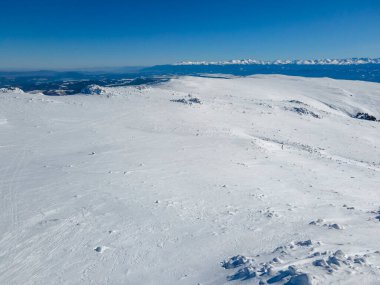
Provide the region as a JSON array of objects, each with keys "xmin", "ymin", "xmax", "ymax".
[{"xmin": 0, "ymin": 75, "xmax": 380, "ymax": 285}]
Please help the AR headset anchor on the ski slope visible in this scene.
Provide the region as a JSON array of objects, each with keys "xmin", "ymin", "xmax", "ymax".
[{"xmin": 0, "ymin": 75, "xmax": 379, "ymax": 284}]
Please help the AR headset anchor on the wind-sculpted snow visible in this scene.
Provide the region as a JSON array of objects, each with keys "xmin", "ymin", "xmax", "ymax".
[{"xmin": 0, "ymin": 75, "xmax": 379, "ymax": 284}]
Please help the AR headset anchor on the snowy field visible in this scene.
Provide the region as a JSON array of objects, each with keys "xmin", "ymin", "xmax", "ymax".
[{"xmin": 0, "ymin": 75, "xmax": 380, "ymax": 284}]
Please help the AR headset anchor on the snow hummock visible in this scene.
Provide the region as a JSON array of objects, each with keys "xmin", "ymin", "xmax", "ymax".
[
  {"xmin": 175, "ymin": 57, "xmax": 380, "ymax": 66},
  {"xmin": 0, "ymin": 75, "xmax": 379, "ymax": 284}
]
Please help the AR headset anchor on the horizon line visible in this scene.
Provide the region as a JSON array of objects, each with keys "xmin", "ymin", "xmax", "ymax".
[{"xmin": 1, "ymin": 56, "xmax": 380, "ymax": 72}]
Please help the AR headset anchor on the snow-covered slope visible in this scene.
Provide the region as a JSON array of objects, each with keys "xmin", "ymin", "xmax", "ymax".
[
  {"xmin": 175, "ymin": 58, "xmax": 380, "ymax": 65},
  {"xmin": 0, "ymin": 75, "xmax": 379, "ymax": 285}
]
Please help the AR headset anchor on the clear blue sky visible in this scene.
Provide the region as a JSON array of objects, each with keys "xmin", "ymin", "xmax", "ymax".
[{"xmin": 1, "ymin": 0, "xmax": 379, "ymax": 69}]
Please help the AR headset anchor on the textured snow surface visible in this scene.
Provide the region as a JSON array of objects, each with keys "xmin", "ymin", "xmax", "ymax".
[{"xmin": 0, "ymin": 75, "xmax": 379, "ymax": 284}]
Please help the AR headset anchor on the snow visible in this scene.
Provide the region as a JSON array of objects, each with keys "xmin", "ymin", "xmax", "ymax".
[
  {"xmin": 0, "ymin": 75, "xmax": 379, "ymax": 284},
  {"xmin": 175, "ymin": 58, "xmax": 380, "ymax": 66},
  {"xmin": 0, "ymin": 87, "xmax": 24, "ymax": 93},
  {"xmin": 81, "ymin": 84, "xmax": 108, "ymax": 95}
]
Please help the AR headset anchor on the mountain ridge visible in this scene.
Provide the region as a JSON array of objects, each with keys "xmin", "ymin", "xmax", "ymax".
[{"xmin": 175, "ymin": 57, "xmax": 380, "ymax": 66}]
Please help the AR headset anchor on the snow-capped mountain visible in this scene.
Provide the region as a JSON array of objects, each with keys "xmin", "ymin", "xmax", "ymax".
[{"xmin": 175, "ymin": 57, "xmax": 380, "ymax": 66}]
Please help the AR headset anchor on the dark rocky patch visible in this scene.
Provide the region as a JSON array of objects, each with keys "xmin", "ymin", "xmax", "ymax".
[
  {"xmin": 296, "ymin": 240, "xmax": 313, "ymax": 247},
  {"xmin": 369, "ymin": 209, "xmax": 380, "ymax": 221},
  {"xmin": 170, "ymin": 96, "xmax": 202, "ymax": 105},
  {"xmin": 354, "ymin": 112, "xmax": 377, "ymax": 121},
  {"xmin": 227, "ymin": 266, "xmax": 256, "ymax": 281},
  {"xmin": 170, "ymin": 98, "xmax": 188, "ymax": 104},
  {"xmin": 293, "ymin": 107, "xmax": 320, "ymax": 118},
  {"xmin": 288, "ymin": 100, "xmax": 308, "ymax": 106},
  {"xmin": 284, "ymin": 273, "xmax": 313, "ymax": 285},
  {"xmin": 221, "ymin": 255, "xmax": 250, "ymax": 269},
  {"xmin": 188, "ymin": 97, "xmax": 202, "ymax": 104},
  {"xmin": 286, "ymin": 107, "xmax": 321, "ymax": 118}
]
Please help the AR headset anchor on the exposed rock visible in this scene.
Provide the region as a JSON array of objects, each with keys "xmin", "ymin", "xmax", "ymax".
[
  {"xmin": 221, "ymin": 255, "xmax": 250, "ymax": 269},
  {"xmin": 313, "ymin": 259, "xmax": 328, "ymax": 267},
  {"xmin": 309, "ymin": 219, "xmax": 344, "ymax": 230},
  {"xmin": 286, "ymin": 107, "xmax": 321, "ymax": 118},
  {"xmin": 329, "ymin": 223, "xmax": 344, "ymax": 230},
  {"xmin": 94, "ymin": 246, "xmax": 107, "ymax": 253},
  {"xmin": 327, "ymin": 256, "xmax": 341, "ymax": 266},
  {"xmin": 309, "ymin": 219, "xmax": 324, "ymax": 225},
  {"xmin": 284, "ymin": 273, "xmax": 313, "ymax": 285},
  {"xmin": 288, "ymin": 100, "xmax": 307, "ymax": 105},
  {"xmin": 288, "ymin": 265, "xmax": 298, "ymax": 276},
  {"xmin": 170, "ymin": 98, "xmax": 188, "ymax": 104},
  {"xmin": 188, "ymin": 97, "xmax": 202, "ymax": 104},
  {"xmin": 267, "ymin": 270, "xmax": 290, "ymax": 283},
  {"xmin": 170, "ymin": 96, "xmax": 202, "ymax": 105},
  {"xmin": 296, "ymin": 240, "xmax": 313, "ymax": 247},
  {"xmin": 227, "ymin": 266, "xmax": 256, "ymax": 281},
  {"xmin": 354, "ymin": 257, "xmax": 366, "ymax": 264},
  {"xmin": 354, "ymin": 112, "xmax": 377, "ymax": 121}
]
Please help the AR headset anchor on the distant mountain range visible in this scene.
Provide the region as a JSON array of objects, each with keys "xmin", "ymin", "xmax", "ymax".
[
  {"xmin": 2, "ymin": 57, "xmax": 380, "ymax": 94},
  {"xmin": 174, "ymin": 58, "xmax": 380, "ymax": 66}
]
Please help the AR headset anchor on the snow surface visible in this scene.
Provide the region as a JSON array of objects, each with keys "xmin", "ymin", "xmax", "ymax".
[{"xmin": 0, "ymin": 75, "xmax": 380, "ymax": 284}]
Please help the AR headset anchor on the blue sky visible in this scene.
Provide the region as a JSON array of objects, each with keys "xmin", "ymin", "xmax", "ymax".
[{"xmin": 1, "ymin": 0, "xmax": 379, "ymax": 69}]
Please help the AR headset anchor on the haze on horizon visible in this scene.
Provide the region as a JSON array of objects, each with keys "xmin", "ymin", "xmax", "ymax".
[{"xmin": 1, "ymin": 0, "xmax": 379, "ymax": 69}]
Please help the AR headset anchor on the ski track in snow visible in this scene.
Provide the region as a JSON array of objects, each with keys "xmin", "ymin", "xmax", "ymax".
[{"xmin": 0, "ymin": 75, "xmax": 379, "ymax": 284}]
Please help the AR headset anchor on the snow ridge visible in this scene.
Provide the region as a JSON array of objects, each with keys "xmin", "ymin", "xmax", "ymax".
[{"xmin": 175, "ymin": 57, "xmax": 380, "ymax": 66}]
